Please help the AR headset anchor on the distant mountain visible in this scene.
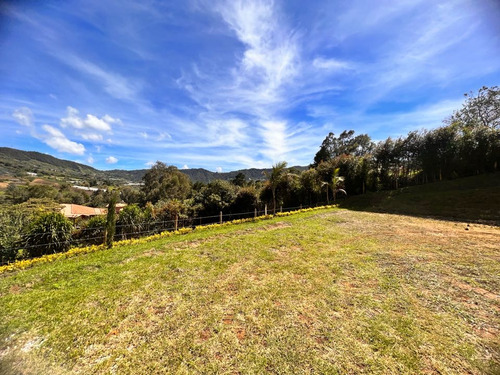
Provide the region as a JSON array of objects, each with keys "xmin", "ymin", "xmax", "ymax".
[{"xmin": 0, "ymin": 147, "xmax": 307, "ymax": 184}]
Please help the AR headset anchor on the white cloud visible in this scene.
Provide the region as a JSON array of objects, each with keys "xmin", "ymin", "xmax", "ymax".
[
  {"xmin": 87, "ymin": 155, "xmax": 94, "ymax": 164},
  {"xmin": 84, "ymin": 114, "xmax": 112, "ymax": 132},
  {"xmin": 60, "ymin": 106, "xmax": 83, "ymax": 128},
  {"xmin": 139, "ymin": 132, "xmax": 148, "ymax": 139},
  {"xmin": 41, "ymin": 125, "xmax": 85, "ymax": 155},
  {"xmin": 181, "ymin": 164, "xmax": 189, "ymax": 169},
  {"xmin": 60, "ymin": 107, "xmax": 121, "ymax": 145},
  {"xmin": 260, "ymin": 120, "xmax": 287, "ymax": 162},
  {"xmin": 145, "ymin": 161, "xmax": 155, "ymax": 167},
  {"xmin": 312, "ymin": 57, "xmax": 351, "ymax": 71},
  {"xmin": 157, "ymin": 132, "xmax": 171, "ymax": 141},
  {"xmin": 80, "ymin": 133, "xmax": 103, "ymax": 141},
  {"xmin": 12, "ymin": 107, "xmax": 34, "ymax": 127},
  {"xmin": 216, "ymin": 166, "xmax": 222, "ymax": 173},
  {"xmin": 106, "ymin": 156, "xmax": 118, "ymax": 164}
]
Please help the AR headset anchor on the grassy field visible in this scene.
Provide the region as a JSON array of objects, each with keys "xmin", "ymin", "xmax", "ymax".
[
  {"xmin": 0, "ymin": 208, "xmax": 499, "ymax": 374},
  {"xmin": 341, "ymin": 172, "xmax": 500, "ymax": 224}
]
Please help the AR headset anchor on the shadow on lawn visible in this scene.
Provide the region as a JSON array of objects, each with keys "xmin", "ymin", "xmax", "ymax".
[{"xmin": 338, "ymin": 173, "xmax": 500, "ymax": 226}]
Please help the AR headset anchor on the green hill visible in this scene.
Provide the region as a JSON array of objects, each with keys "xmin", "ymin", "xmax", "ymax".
[
  {"xmin": 0, "ymin": 147, "xmax": 306, "ymax": 183},
  {"xmin": 340, "ymin": 172, "xmax": 500, "ymax": 224}
]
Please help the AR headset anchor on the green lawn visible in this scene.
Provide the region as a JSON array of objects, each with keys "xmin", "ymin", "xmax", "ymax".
[{"xmin": 1, "ymin": 208, "xmax": 499, "ymax": 374}]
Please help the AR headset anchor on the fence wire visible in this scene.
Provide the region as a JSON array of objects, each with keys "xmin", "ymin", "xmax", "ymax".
[{"xmin": 1, "ymin": 201, "xmax": 331, "ymax": 264}]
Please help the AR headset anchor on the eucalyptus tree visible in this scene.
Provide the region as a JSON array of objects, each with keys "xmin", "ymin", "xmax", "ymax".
[{"xmin": 141, "ymin": 161, "xmax": 191, "ymax": 204}]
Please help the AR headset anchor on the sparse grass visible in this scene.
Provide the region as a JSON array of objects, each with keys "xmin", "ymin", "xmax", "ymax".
[
  {"xmin": 341, "ymin": 172, "xmax": 500, "ymax": 224},
  {"xmin": 0, "ymin": 208, "xmax": 499, "ymax": 374}
]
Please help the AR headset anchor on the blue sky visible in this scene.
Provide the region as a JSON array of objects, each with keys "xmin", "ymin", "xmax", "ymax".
[{"xmin": 1, "ymin": 0, "xmax": 499, "ymax": 172}]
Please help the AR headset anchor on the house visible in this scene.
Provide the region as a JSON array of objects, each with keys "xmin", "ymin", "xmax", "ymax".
[{"xmin": 60, "ymin": 204, "xmax": 106, "ymax": 219}]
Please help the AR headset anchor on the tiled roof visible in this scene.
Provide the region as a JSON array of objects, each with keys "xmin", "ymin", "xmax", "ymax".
[{"xmin": 60, "ymin": 204, "xmax": 106, "ymax": 218}]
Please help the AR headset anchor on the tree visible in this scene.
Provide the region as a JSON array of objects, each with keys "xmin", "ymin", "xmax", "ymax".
[
  {"xmin": 447, "ymin": 86, "xmax": 500, "ymax": 129},
  {"xmin": 231, "ymin": 172, "xmax": 246, "ymax": 187},
  {"xmin": 142, "ymin": 161, "xmax": 191, "ymax": 204},
  {"xmin": 231, "ymin": 187, "xmax": 259, "ymax": 214},
  {"xmin": 264, "ymin": 161, "xmax": 288, "ymax": 214},
  {"xmin": 105, "ymin": 195, "xmax": 117, "ymax": 248},
  {"xmin": 330, "ymin": 167, "xmax": 346, "ymax": 203},
  {"xmin": 192, "ymin": 180, "xmax": 236, "ymax": 217},
  {"xmin": 313, "ymin": 130, "xmax": 374, "ymax": 165}
]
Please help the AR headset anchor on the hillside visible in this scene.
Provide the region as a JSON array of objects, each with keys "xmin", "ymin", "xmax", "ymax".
[
  {"xmin": 1, "ymin": 208, "xmax": 498, "ymax": 374},
  {"xmin": 340, "ymin": 172, "xmax": 500, "ymax": 225},
  {"xmin": 0, "ymin": 147, "xmax": 99, "ymax": 178},
  {"xmin": 0, "ymin": 147, "xmax": 306, "ymax": 183}
]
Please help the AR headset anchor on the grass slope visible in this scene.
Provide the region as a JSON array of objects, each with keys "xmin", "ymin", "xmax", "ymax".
[
  {"xmin": 341, "ymin": 172, "xmax": 500, "ymax": 224},
  {"xmin": 0, "ymin": 208, "xmax": 499, "ymax": 374}
]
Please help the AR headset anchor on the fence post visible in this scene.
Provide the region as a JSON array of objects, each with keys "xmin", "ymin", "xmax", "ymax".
[
  {"xmin": 219, "ymin": 211, "xmax": 223, "ymax": 224},
  {"xmin": 264, "ymin": 204, "xmax": 267, "ymax": 216},
  {"xmin": 175, "ymin": 214, "xmax": 178, "ymax": 231},
  {"xmin": 254, "ymin": 208, "xmax": 257, "ymax": 218},
  {"xmin": 300, "ymin": 204, "xmax": 302, "ymax": 210},
  {"xmin": 280, "ymin": 206, "xmax": 282, "ymax": 213}
]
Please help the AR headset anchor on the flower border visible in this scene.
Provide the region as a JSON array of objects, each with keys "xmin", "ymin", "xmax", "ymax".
[{"xmin": 0, "ymin": 205, "xmax": 335, "ymax": 274}]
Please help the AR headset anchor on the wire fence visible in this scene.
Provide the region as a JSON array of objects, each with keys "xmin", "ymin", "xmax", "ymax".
[{"xmin": 1, "ymin": 201, "xmax": 331, "ymax": 265}]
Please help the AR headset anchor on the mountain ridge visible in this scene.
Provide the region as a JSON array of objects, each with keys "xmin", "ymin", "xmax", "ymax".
[{"xmin": 0, "ymin": 147, "xmax": 307, "ymax": 183}]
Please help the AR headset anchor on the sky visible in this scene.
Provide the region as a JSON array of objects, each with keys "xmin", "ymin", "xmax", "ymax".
[{"xmin": 1, "ymin": 0, "xmax": 499, "ymax": 172}]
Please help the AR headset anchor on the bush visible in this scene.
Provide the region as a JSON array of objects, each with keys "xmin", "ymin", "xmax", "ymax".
[
  {"xmin": 73, "ymin": 215, "xmax": 107, "ymax": 246},
  {"xmin": 22, "ymin": 212, "xmax": 74, "ymax": 258}
]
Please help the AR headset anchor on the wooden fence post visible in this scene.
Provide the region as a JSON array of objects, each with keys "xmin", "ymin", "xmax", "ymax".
[
  {"xmin": 254, "ymin": 208, "xmax": 257, "ymax": 218},
  {"xmin": 175, "ymin": 214, "xmax": 178, "ymax": 231},
  {"xmin": 264, "ymin": 204, "xmax": 267, "ymax": 216},
  {"xmin": 280, "ymin": 206, "xmax": 282, "ymax": 213},
  {"xmin": 219, "ymin": 211, "xmax": 223, "ymax": 224}
]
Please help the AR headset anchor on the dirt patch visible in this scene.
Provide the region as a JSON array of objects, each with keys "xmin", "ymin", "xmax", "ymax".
[
  {"xmin": 264, "ymin": 222, "xmax": 292, "ymax": 230},
  {"xmin": 121, "ymin": 248, "xmax": 164, "ymax": 263},
  {"xmin": 448, "ymin": 278, "xmax": 500, "ymax": 304},
  {"xmin": 0, "ymin": 182, "xmax": 9, "ymax": 189},
  {"xmin": 30, "ymin": 178, "xmax": 58, "ymax": 186}
]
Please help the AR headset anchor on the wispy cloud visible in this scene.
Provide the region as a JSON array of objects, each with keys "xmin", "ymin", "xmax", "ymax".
[
  {"xmin": 12, "ymin": 107, "xmax": 34, "ymax": 127},
  {"xmin": 60, "ymin": 56, "xmax": 142, "ymax": 101}
]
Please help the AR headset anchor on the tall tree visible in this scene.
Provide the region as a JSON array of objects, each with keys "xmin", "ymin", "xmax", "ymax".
[
  {"xmin": 264, "ymin": 161, "xmax": 288, "ymax": 214},
  {"xmin": 313, "ymin": 130, "xmax": 374, "ymax": 165},
  {"xmin": 447, "ymin": 86, "xmax": 500, "ymax": 129},
  {"xmin": 142, "ymin": 161, "xmax": 191, "ymax": 204}
]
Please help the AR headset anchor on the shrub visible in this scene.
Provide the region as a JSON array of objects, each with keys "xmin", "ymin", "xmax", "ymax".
[
  {"xmin": 73, "ymin": 215, "xmax": 107, "ymax": 246},
  {"xmin": 22, "ymin": 212, "xmax": 74, "ymax": 258}
]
